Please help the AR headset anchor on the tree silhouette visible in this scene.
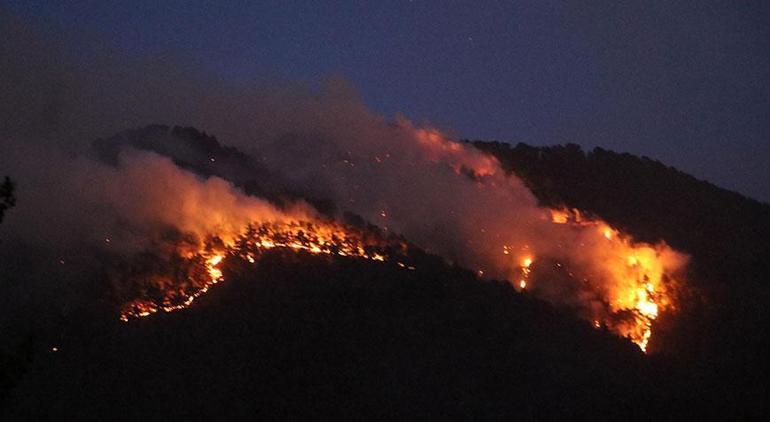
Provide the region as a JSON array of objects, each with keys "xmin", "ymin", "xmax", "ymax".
[{"xmin": 0, "ymin": 176, "xmax": 15, "ymax": 226}]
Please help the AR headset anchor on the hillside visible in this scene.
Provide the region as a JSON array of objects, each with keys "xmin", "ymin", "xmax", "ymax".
[
  {"xmin": 473, "ymin": 140, "xmax": 770, "ymax": 414},
  {"xmin": 4, "ymin": 250, "xmax": 654, "ymax": 420},
  {"xmin": 2, "ymin": 128, "xmax": 769, "ymax": 419}
]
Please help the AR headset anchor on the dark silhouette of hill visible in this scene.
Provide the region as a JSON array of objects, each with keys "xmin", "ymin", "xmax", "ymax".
[
  {"xmin": 472, "ymin": 140, "xmax": 770, "ymax": 416},
  {"xmin": 5, "ymin": 250, "xmax": 657, "ymax": 420}
]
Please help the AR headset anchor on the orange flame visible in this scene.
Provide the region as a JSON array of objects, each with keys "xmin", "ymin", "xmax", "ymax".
[
  {"xmin": 547, "ymin": 208, "xmax": 685, "ymax": 351},
  {"xmin": 119, "ymin": 220, "xmax": 409, "ymax": 322}
]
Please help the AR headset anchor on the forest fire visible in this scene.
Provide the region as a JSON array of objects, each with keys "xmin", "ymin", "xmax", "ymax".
[
  {"xmin": 408, "ymin": 125, "xmax": 687, "ymax": 351},
  {"xmin": 114, "ymin": 123, "xmax": 687, "ymax": 353},
  {"xmin": 119, "ymin": 220, "xmax": 409, "ymax": 322},
  {"xmin": 540, "ymin": 208, "xmax": 684, "ymax": 351}
]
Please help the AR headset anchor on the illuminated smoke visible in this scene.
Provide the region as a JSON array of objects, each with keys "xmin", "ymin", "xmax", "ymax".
[
  {"xmin": 0, "ymin": 16, "xmax": 688, "ymax": 351},
  {"xmin": 252, "ymin": 121, "xmax": 688, "ymax": 350}
]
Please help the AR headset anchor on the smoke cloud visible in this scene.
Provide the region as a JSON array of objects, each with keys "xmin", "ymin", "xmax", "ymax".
[{"xmin": 0, "ymin": 12, "xmax": 686, "ymax": 350}]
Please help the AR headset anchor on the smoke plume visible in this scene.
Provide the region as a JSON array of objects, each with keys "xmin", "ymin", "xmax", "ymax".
[{"xmin": 0, "ymin": 11, "xmax": 686, "ymax": 351}]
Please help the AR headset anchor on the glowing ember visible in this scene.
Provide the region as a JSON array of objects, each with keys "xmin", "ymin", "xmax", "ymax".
[
  {"xmin": 517, "ymin": 256, "xmax": 534, "ymax": 291},
  {"xmin": 119, "ymin": 220, "xmax": 410, "ymax": 322},
  {"xmin": 550, "ymin": 209, "xmax": 570, "ymax": 224}
]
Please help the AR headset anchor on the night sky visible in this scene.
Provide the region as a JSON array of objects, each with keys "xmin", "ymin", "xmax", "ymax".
[{"xmin": 6, "ymin": 1, "xmax": 769, "ymax": 201}]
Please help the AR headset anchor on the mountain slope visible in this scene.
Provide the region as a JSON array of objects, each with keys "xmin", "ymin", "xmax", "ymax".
[
  {"xmin": 472, "ymin": 140, "xmax": 770, "ymax": 414},
  {"xmin": 3, "ymin": 128, "xmax": 768, "ymax": 419},
  {"xmin": 5, "ymin": 251, "xmax": 653, "ymax": 420}
]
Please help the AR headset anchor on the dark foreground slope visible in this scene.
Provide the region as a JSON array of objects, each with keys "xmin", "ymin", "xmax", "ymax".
[
  {"xmin": 5, "ymin": 251, "xmax": 654, "ymax": 420},
  {"xmin": 473, "ymin": 140, "xmax": 770, "ymax": 415}
]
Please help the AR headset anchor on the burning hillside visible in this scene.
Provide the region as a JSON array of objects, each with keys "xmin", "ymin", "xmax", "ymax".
[
  {"xmin": 0, "ymin": 31, "xmax": 689, "ymax": 352},
  {"xmin": 119, "ymin": 220, "xmax": 411, "ymax": 321},
  {"xmin": 96, "ymin": 123, "xmax": 688, "ymax": 352},
  {"xmin": 2, "ymin": 14, "xmax": 766, "ymax": 418},
  {"xmin": 410, "ymin": 126, "xmax": 686, "ymax": 351},
  {"xmin": 537, "ymin": 208, "xmax": 682, "ymax": 351}
]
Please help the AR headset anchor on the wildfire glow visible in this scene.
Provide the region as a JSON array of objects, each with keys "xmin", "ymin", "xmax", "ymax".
[
  {"xmin": 517, "ymin": 256, "xmax": 534, "ymax": 291},
  {"xmin": 116, "ymin": 125, "xmax": 687, "ymax": 355},
  {"xmin": 546, "ymin": 207, "xmax": 685, "ymax": 351},
  {"xmin": 411, "ymin": 124, "xmax": 687, "ymax": 351},
  {"xmin": 206, "ymin": 254, "xmax": 224, "ymax": 280},
  {"xmin": 119, "ymin": 220, "xmax": 409, "ymax": 322}
]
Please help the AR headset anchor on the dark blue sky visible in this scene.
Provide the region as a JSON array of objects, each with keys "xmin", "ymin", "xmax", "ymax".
[{"xmin": 7, "ymin": 0, "xmax": 770, "ymax": 201}]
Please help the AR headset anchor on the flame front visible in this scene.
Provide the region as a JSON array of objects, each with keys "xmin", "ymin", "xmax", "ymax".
[
  {"xmin": 541, "ymin": 208, "xmax": 683, "ymax": 351},
  {"xmin": 119, "ymin": 221, "xmax": 408, "ymax": 322}
]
